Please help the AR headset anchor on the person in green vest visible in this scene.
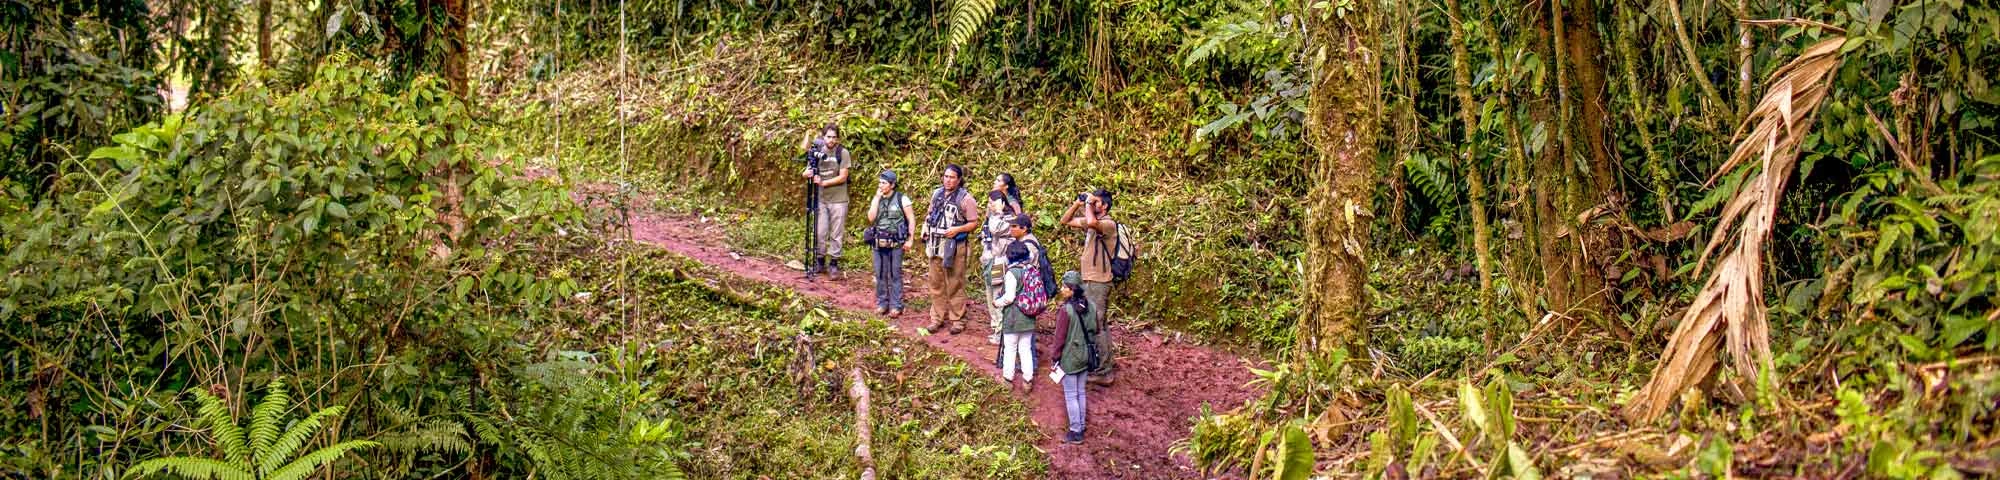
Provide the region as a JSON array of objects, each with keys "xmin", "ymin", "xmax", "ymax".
[
  {"xmin": 993, "ymin": 242, "xmax": 1037, "ymax": 393},
  {"xmin": 1051, "ymin": 270, "xmax": 1098, "ymax": 444},
  {"xmin": 866, "ymin": 170, "xmax": 917, "ymax": 316}
]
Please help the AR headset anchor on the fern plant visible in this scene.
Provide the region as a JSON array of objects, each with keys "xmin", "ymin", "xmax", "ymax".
[
  {"xmin": 126, "ymin": 381, "xmax": 376, "ymax": 480},
  {"xmin": 943, "ymin": 0, "xmax": 999, "ymax": 67}
]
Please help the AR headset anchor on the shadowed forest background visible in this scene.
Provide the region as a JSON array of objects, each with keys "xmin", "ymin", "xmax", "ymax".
[{"xmin": 4, "ymin": 0, "xmax": 1998, "ymax": 477}]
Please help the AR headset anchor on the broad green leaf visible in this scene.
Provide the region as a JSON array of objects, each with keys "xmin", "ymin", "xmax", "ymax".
[
  {"xmin": 1506, "ymin": 443, "xmax": 1542, "ymax": 480},
  {"xmin": 1272, "ymin": 422, "xmax": 1315, "ymax": 480},
  {"xmin": 1458, "ymin": 382, "xmax": 1489, "ymax": 433}
]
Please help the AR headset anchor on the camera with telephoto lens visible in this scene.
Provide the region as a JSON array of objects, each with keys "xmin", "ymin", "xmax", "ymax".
[{"xmin": 802, "ymin": 137, "xmax": 829, "ymax": 177}]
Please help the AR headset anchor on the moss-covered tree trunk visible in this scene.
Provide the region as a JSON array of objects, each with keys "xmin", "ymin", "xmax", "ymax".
[
  {"xmin": 256, "ymin": 0, "xmax": 273, "ymax": 66},
  {"xmin": 1445, "ymin": 0, "xmax": 1493, "ymax": 304},
  {"xmin": 1617, "ymin": 2, "xmax": 1676, "ymax": 223},
  {"xmin": 1528, "ymin": 0, "xmax": 1628, "ymax": 339},
  {"xmin": 439, "ymin": 0, "xmax": 470, "ymax": 244},
  {"xmin": 1297, "ymin": 3, "xmax": 1380, "ymax": 357},
  {"xmin": 1385, "ymin": 0, "xmax": 1415, "ymax": 238},
  {"xmin": 1483, "ymin": 13, "xmax": 1542, "ymax": 320}
]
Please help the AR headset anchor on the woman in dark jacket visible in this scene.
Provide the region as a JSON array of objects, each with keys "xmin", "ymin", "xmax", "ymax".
[{"xmin": 1051, "ymin": 270, "xmax": 1096, "ymax": 444}]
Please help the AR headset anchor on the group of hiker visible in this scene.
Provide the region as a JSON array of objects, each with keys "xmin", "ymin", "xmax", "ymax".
[{"xmin": 795, "ymin": 124, "xmax": 1135, "ymax": 445}]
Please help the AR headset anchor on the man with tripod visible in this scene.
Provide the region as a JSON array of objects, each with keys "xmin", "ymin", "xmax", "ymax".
[{"xmin": 798, "ymin": 124, "xmax": 852, "ymax": 280}]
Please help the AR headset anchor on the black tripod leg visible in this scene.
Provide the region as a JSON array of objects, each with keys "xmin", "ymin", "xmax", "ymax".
[{"xmin": 805, "ymin": 184, "xmax": 816, "ymax": 274}]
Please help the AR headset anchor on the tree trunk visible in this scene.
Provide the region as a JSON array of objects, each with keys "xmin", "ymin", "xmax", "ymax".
[
  {"xmin": 256, "ymin": 0, "xmax": 273, "ymax": 66},
  {"xmin": 1531, "ymin": 0, "xmax": 1575, "ymax": 319},
  {"xmin": 440, "ymin": 0, "xmax": 470, "ymax": 244},
  {"xmin": 1619, "ymin": 2, "xmax": 1676, "ymax": 223},
  {"xmin": 1389, "ymin": 0, "xmax": 1415, "ymax": 239},
  {"xmin": 1298, "ymin": 4, "xmax": 1381, "ymax": 358},
  {"xmin": 1565, "ymin": 0, "xmax": 1630, "ymax": 340},
  {"xmin": 1483, "ymin": 14, "xmax": 1541, "ymax": 320},
  {"xmin": 442, "ymin": 0, "xmax": 469, "ymax": 98},
  {"xmin": 1533, "ymin": 0, "xmax": 1628, "ymax": 340},
  {"xmin": 1445, "ymin": 0, "xmax": 1493, "ymax": 306}
]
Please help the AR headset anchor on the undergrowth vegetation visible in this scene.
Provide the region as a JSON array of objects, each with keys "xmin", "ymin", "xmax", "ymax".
[
  {"xmin": 1, "ymin": 55, "xmax": 1039, "ymax": 479},
  {"xmin": 12, "ymin": 0, "xmax": 2000, "ymax": 476},
  {"xmin": 627, "ymin": 249, "xmax": 1045, "ymax": 477}
]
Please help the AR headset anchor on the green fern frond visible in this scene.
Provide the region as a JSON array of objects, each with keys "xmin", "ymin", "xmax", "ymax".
[
  {"xmin": 467, "ymin": 416, "xmax": 505, "ymax": 446},
  {"xmin": 379, "ymin": 420, "xmax": 470, "ymax": 455},
  {"xmin": 192, "ymin": 390, "xmax": 252, "ymax": 469},
  {"xmin": 373, "ymin": 398, "xmax": 418, "ymax": 427},
  {"xmin": 263, "ymin": 440, "xmax": 378, "ymax": 480},
  {"xmin": 258, "ymin": 405, "xmax": 345, "ymax": 476},
  {"xmin": 246, "ymin": 381, "xmax": 289, "ymax": 465},
  {"xmin": 125, "ymin": 457, "xmax": 254, "ymax": 480},
  {"xmin": 943, "ymin": 0, "xmax": 999, "ymax": 67},
  {"xmin": 1403, "ymin": 152, "xmax": 1460, "ymax": 208},
  {"xmin": 657, "ymin": 461, "xmax": 688, "ymax": 480}
]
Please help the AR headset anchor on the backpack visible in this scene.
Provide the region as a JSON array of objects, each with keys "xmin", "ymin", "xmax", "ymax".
[
  {"xmin": 1015, "ymin": 265, "xmax": 1051, "ymax": 317},
  {"xmin": 1065, "ymin": 302, "xmax": 1102, "ymax": 372},
  {"xmin": 1021, "ymin": 239, "xmax": 1058, "ymax": 299},
  {"xmin": 1094, "ymin": 223, "xmax": 1138, "ymax": 283}
]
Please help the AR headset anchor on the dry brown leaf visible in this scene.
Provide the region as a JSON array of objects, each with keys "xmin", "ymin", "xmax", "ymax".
[{"xmin": 1624, "ymin": 36, "xmax": 1847, "ymax": 423}]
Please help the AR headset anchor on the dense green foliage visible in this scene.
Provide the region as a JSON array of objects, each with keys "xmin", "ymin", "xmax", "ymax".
[
  {"xmin": 528, "ymin": 0, "xmax": 2000, "ymax": 475},
  {"xmin": 2, "ymin": 0, "xmax": 163, "ymax": 198},
  {"xmin": 9, "ymin": 0, "xmax": 2000, "ymax": 476},
  {"xmin": 0, "ymin": 50, "xmax": 1039, "ymax": 477}
]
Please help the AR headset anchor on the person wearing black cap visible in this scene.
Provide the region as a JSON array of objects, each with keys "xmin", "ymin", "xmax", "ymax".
[{"xmin": 865, "ymin": 170, "xmax": 916, "ymax": 316}]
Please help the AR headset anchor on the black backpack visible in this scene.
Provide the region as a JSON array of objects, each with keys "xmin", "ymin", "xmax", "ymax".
[
  {"xmin": 1094, "ymin": 224, "xmax": 1136, "ymax": 283},
  {"xmin": 1072, "ymin": 301, "xmax": 1102, "ymax": 372}
]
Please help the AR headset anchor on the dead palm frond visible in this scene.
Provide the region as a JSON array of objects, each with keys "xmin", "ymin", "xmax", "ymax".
[{"xmin": 1623, "ymin": 36, "xmax": 1847, "ymax": 423}]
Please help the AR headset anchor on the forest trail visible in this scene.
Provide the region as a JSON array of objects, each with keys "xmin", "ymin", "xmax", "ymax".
[{"xmin": 618, "ymin": 205, "xmax": 1263, "ymax": 479}]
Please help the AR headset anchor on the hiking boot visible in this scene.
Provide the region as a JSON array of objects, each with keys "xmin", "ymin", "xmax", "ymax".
[
  {"xmin": 1064, "ymin": 430, "xmax": 1083, "ymax": 444},
  {"xmin": 924, "ymin": 318, "xmax": 947, "ymax": 333},
  {"xmin": 804, "ymin": 257, "xmax": 821, "ymax": 281},
  {"xmin": 889, "ymin": 308, "xmax": 903, "ymax": 318},
  {"xmin": 948, "ymin": 321, "xmax": 965, "ymax": 334},
  {"xmin": 828, "ymin": 260, "xmax": 843, "ymax": 280},
  {"xmin": 875, "ymin": 306, "xmax": 889, "ymax": 315}
]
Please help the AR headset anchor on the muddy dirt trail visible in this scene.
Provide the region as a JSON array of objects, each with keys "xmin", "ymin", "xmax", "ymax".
[{"xmin": 620, "ymin": 207, "xmax": 1263, "ymax": 479}]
